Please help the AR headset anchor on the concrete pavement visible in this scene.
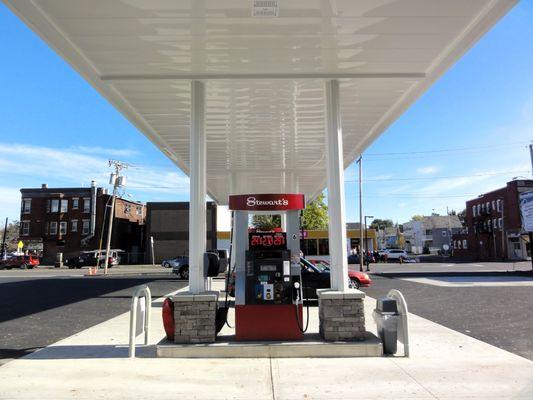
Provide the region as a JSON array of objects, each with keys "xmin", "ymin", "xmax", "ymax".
[{"xmin": 0, "ymin": 282, "xmax": 532, "ymax": 399}]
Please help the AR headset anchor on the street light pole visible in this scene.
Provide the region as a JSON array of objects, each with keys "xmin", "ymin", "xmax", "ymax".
[
  {"xmin": 357, "ymin": 156, "xmax": 363, "ymax": 272},
  {"xmin": 364, "ymin": 215, "xmax": 374, "ymax": 272}
]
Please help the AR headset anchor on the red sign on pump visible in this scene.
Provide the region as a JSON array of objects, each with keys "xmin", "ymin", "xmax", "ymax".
[{"xmin": 229, "ymin": 194, "xmax": 305, "ymax": 211}]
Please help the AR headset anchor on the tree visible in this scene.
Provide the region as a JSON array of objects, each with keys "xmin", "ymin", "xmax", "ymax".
[
  {"xmin": 301, "ymin": 193, "xmax": 328, "ymax": 230},
  {"xmin": 456, "ymin": 209, "xmax": 466, "ymax": 227},
  {"xmin": 369, "ymin": 219, "xmax": 394, "ymax": 230},
  {"xmin": 0, "ymin": 220, "xmax": 20, "ymax": 254},
  {"xmin": 251, "ymin": 215, "xmax": 281, "ymax": 231},
  {"xmin": 411, "ymin": 215, "xmax": 424, "ymax": 221}
]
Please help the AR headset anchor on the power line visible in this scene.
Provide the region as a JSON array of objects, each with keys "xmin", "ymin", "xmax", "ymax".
[
  {"xmin": 365, "ymin": 140, "xmax": 530, "ymax": 157},
  {"xmin": 345, "ymin": 170, "xmax": 532, "ymax": 183}
]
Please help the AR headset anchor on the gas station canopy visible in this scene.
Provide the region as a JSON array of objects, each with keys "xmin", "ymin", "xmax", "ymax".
[{"xmin": 4, "ymin": 0, "xmax": 515, "ymax": 203}]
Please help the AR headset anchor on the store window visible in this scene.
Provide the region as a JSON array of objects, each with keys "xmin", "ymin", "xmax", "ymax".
[
  {"xmin": 300, "ymin": 239, "xmax": 318, "ymax": 256},
  {"xmin": 318, "ymin": 239, "xmax": 329, "ymax": 256}
]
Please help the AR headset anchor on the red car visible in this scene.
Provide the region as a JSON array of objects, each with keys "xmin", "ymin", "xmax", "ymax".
[
  {"xmin": 308, "ymin": 259, "xmax": 372, "ymax": 289},
  {"xmin": 226, "ymin": 258, "xmax": 372, "ymax": 298},
  {"xmin": 0, "ymin": 255, "xmax": 40, "ymax": 270}
]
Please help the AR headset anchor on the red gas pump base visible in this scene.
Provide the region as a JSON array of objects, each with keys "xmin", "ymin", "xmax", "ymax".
[{"xmin": 235, "ymin": 304, "xmax": 304, "ymax": 341}]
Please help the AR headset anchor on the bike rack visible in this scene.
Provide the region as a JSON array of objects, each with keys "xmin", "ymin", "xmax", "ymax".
[
  {"xmin": 129, "ymin": 285, "xmax": 152, "ymax": 358},
  {"xmin": 387, "ymin": 289, "xmax": 410, "ymax": 357}
]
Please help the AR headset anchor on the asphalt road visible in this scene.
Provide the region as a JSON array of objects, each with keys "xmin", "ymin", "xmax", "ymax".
[
  {"xmin": 0, "ymin": 273, "xmax": 186, "ymax": 365},
  {"xmin": 360, "ymin": 274, "xmax": 533, "ymax": 361}
]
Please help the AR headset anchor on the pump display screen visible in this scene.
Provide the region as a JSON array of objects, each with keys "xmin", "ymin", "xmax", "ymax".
[
  {"xmin": 260, "ymin": 265, "xmax": 277, "ymax": 272},
  {"xmin": 249, "ymin": 232, "xmax": 286, "ymax": 250}
]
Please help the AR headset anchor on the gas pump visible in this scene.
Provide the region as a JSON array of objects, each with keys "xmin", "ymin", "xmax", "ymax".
[
  {"xmin": 245, "ymin": 233, "xmax": 292, "ymax": 305},
  {"xmin": 229, "ymin": 194, "xmax": 306, "ymax": 341}
]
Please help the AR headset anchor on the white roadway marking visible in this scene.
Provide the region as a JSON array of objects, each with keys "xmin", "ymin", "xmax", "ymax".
[
  {"xmin": 0, "ymin": 274, "xmax": 85, "ymax": 279},
  {"xmin": 402, "ymin": 276, "xmax": 533, "ymax": 287}
]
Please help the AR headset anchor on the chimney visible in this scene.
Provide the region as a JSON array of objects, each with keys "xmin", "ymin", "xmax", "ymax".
[{"xmin": 41, "ymin": 184, "xmax": 48, "ymax": 189}]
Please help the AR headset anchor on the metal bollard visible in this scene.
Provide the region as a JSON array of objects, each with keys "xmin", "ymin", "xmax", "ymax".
[{"xmin": 129, "ymin": 285, "xmax": 152, "ymax": 358}]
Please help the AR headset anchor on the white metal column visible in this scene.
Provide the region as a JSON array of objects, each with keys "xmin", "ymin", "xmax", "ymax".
[
  {"xmin": 229, "ymin": 172, "xmax": 238, "ymax": 272},
  {"xmin": 189, "ymin": 80, "xmax": 207, "ymax": 294},
  {"xmin": 325, "ymin": 80, "xmax": 349, "ymax": 292}
]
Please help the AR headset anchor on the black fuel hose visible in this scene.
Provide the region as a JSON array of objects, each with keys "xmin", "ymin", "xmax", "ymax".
[{"xmin": 294, "ymin": 271, "xmax": 310, "ymax": 333}]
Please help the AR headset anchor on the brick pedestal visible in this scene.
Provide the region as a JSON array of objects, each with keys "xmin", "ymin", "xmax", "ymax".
[
  {"xmin": 317, "ymin": 289, "xmax": 366, "ymax": 341},
  {"xmin": 172, "ymin": 291, "xmax": 218, "ymax": 344}
]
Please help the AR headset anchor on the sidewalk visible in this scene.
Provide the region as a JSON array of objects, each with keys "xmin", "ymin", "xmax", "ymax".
[{"xmin": 0, "ymin": 283, "xmax": 532, "ymax": 399}]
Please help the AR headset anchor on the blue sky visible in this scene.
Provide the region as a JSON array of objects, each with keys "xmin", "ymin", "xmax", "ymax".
[{"xmin": 0, "ymin": 2, "xmax": 532, "ymax": 228}]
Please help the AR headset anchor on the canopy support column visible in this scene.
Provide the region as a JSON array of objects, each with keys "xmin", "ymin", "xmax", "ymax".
[
  {"xmin": 189, "ymin": 80, "xmax": 207, "ymax": 294},
  {"xmin": 325, "ymin": 80, "xmax": 349, "ymax": 292}
]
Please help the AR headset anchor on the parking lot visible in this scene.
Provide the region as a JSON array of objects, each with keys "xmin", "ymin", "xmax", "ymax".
[{"xmin": 1, "ymin": 261, "xmax": 532, "ymax": 364}]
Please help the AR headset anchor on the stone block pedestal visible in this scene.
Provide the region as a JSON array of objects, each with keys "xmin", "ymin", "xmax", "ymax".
[
  {"xmin": 317, "ymin": 289, "xmax": 366, "ymax": 341},
  {"xmin": 172, "ymin": 291, "xmax": 218, "ymax": 344}
]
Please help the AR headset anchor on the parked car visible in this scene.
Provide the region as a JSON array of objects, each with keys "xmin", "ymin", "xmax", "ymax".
[
  {"xmin": 65, "ymin": 251, "xmax": 119, "ymax": 269},
  {"xmin": 227, "ymin": 258, "xmax": 371, "ymax": 298},
  {"xmin": 0, "ymin": 254, "xmax": 40, "ymax": 270},
  {"xmin": 161, "ymin": 257, "xmax": 183, "ymax": 268},
  {"xmin": 171, "ymin": 256, "xmax": 190, "ymax": 279},
  {"xmin": 303, "ymin": 258, "xmax": 371, "ymax": 297},
  {"xmin": 171, "ymin": 250, "xmax": 228, "ymax": 279},
  {"xmin": 381, "ymin": 249, "xmax": 408, "ymax": 262}
]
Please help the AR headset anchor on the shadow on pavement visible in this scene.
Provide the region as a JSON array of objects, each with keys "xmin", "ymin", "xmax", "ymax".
[{"xmin": 0, "ymin": 277, "xmax": 178, "ymax": 324}]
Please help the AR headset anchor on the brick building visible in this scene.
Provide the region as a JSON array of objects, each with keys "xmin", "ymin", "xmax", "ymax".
[
  {"xmin": 452, "ymin": 179, "xmax": 533, "ymax": 260},
  {"xmin": 19, "ymin": 182, "xmax": 146, "ymax": 264}
]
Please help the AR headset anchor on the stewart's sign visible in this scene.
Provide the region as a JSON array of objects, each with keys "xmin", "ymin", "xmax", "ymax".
[{"xmin": 229, "ymin": 194, "xmax": 305, "ymax": 211}]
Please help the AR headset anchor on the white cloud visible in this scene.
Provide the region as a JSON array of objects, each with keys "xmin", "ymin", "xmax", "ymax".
[
  {"xmin": 416, "ymin": 166, "xmax": 438, "ymax": 174},
  {"xmin": 0, "ymin": 143, "xmax": 190, "ymax": 220},
  {"xmin": 0, "ymin": 186, "xmax": 22, "ymax": 222},
  {"xmin": 73, "ymin": 146, "xmax": 140, "ymax": 158}
]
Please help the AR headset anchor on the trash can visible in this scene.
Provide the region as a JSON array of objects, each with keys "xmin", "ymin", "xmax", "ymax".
[{"xmin": 372, "ymin": 297, "xmax": 399, "ymax": 355}]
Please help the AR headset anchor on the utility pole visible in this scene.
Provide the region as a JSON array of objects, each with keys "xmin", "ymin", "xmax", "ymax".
[
  {"xmin": 104, "ymin": 160, "xmax": 128, "ymax": 275},
  {"xmin": 520, "ymin": 141, "xmax": 533, "ymax": 268},
  {"xmin": 529, "ymin": 144, "xmax": 533, "ymax": 178},
  {"xmin": 1, "ymin": 218, "xmax": 7, "ymax": 260},
  {"xmin": 357, "ymin": 156, "xmax": 364, "ymax": 272}
]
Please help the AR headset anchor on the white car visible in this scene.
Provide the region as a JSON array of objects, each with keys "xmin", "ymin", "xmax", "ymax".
[{"xmin": 382, "ymin": 249, "xmax": 408, "ymax": 261}]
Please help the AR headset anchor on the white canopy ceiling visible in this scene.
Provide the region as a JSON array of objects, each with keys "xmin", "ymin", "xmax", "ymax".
[{"xmin": 4, "ymin": 0, "xmax": 516, "ymax": 203}]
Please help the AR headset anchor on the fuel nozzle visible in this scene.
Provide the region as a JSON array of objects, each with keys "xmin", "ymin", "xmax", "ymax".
[{"xmin": 293, "ymin": 281, "xmax": 301, "ymax": 301}]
